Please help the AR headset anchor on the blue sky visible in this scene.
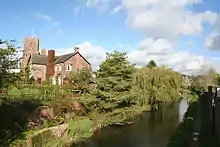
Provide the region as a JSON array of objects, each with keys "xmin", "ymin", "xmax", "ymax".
[
  {"xmin": 1, "ymin": 0, "xmax": 220, "ymax": 73},
  {"xmin": 0, "ymin": 0, "xmax": 139, "ymax": 50}
]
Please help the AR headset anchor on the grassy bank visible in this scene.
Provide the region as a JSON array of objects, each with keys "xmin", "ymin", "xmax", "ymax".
[{"xmin": 10, "ymin": 118, "xmax": 94, "ymax": 147}]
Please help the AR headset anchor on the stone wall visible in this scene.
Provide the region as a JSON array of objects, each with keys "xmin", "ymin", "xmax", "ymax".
[
  {"xmin": 21, "ymin": 37, "xmax": 39, "ymax": 69},
  {"xmin": 30, "ymin": 64, "xmax": 46, "ymax": 82}
]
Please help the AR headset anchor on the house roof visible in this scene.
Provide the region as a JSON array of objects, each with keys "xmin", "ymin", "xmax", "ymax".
[
  {"xmin": 31, "ymin": 54, "xmax": 47, "ymax": 65},
  {"xmin": 54, "ymin": 52, "xmax": 91, "ymax": 65},
  {"xmin": 55, "ymin": 53, "xmax": 75, "ymax": 64}
]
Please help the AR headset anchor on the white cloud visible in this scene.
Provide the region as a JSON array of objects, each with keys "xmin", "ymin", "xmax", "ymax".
[
  {"xmin": 86, "ymin": 0, "xmax": 111, "ymax": 7},
  {"xmin": 205, "ymin": 15, "xmax": 220, "ymax": 50},
  {"xmin": 0, "ymin": 43, "xmax": 7, "ymax": 49},
  {"xmin": 81, "ymin": 0, "xmax": 220, "ymax": 74},
  {"xmin": 86, "ymin": 0, "xmax": 112, "ymax": 13},
  {"xmin": 123, "ymin": 2, "xmax": 217, "ymax": 39},
  {"xmin": 110, "ymin": 5, "xmax": 122, "ymax": 14},
  {"xmin": 35, "ymin": 12, "xmax": 52, "ymax": 21},
  {"xmin": 84, "ymin": 0, "xmax": 218, "ymax": 39},
  {"xmin": 127, "ymin": 38, "xmax": 210, "ymax": 75},
  {"xmin": 54, "ymin": 40, "xmax": 220, "ymax": 75},
  {"xmin": 35, "ymin": 12, "xmax": 60, "ymax": 26},
  {"xmin": 76, "ymin": 42, "xmax": 106, "ymax": 71},
  {"xmin": 205, "ymin": 34, "xmax": 220, "ymax": 50},
  {"xmin": 55, "ymin": 28, "xmax": 64, "ymax": 35},
  {"xmin": 55, "ymin": 42, "xmax": 106, "ymax": 71}
]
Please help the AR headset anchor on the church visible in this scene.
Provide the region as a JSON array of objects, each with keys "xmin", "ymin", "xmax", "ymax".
[{"xmin": 20, "ymin": 37, "xmax": 92, "ymax": 85}]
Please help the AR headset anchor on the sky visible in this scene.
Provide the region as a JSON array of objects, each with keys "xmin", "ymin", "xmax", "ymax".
[{"xmin": 1, "ymin": 0, "xmax": 220, "ymax": 74}]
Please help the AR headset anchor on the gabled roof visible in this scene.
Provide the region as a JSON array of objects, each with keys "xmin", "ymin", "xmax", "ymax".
[
  {"xmin": 54, "ymin": 52, "xmax": 91, "ymax": 65},
  {"xmin": 55, "ymin": 53, "xmax": 75, "ymax": 64},
  {"xmin": 31, "ymin": 54, "xmax": 47, "ymax": 65}
]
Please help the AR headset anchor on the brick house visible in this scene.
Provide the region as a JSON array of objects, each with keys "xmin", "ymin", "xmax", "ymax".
[
  {"xmin": 21, "ymin": 37, "xmax": 92, "ymax": 85},
  {"xmin": 53, "ymin": 47, "xmax": 91, "ymax": 85}
]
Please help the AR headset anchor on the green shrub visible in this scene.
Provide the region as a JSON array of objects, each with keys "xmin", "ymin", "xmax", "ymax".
[
  {"xmin": 30, "ymin": 89, "xmax": 40, "ymax": 99},
  {"xmin": 30, "ymin": 129, "xmax": 65, "ymax": 147},
  {"xmin": 20, "ymin": 87, "xmax": 31, "ymax": 100},
  {"xmin": 7, "ymin": 86, "xmax": 21, "ymax": 99}
]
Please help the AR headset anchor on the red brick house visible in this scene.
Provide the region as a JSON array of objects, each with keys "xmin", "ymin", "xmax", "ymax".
[
  {"xmin": 53, "ymin": 47, "xmax": 91, "ymax": 85},
  {"xmin": 22, "ymin": 37, "xmax": 91, "ymax": 85}
]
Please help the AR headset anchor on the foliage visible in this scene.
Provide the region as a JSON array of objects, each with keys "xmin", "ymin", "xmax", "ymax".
[
  {"xmin": 7, "ymin": 86, "xmax": 21, "ymax": 99},
  {"xmin": 133, "ymin": 65, "xmax": 182, "ymax": 109},
  {"xmin": 25, "ymin": 65, "xmax": 31, "ymax": 82},
  {"xmin": 28, "ymin": 76, "xmax": 35, "ymax": 84},
  {"xmin": 0, "ymin": 39, "xmax": 20, "ymax": 88},
  {"xmin": 27, "ymin": 128, "xmax": 66, "ymax": 147},
  {"xmin": 68, "ymin": 68, "xmax": 93, "ymax": 93},
  {"xmin": 78, "ymin": 51, "xmax": 138, "ymax": 125},
  {"xmin": 0, "ymin": 100, "xmax": 43, "ymax": 146},
  {"xmin": 187, "ymin": 91, "xmax": 199, "ymax": 102},
  {"xmin": 68, "ymin": 118, "xmax": 93, "ymax": 142},
  {"xmin": 190, "ymin": 67, "xmax": 219, "ymax": 92},
  {"xmin": 147, "ymin": 60, "xmax": 157, "ymax": 68},
  {"xmin": 94, "ymin": 51, "xmax": 137, "ymax": 112}
]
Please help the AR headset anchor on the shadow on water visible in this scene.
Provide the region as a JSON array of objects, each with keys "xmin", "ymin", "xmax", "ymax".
[
  {"xmin": 72, "ymin": 101, "xmax": 182, "ymax": 147},
  {"xmin": 0, "ymin": 99, "xmax": 42, "ymax": 146}
]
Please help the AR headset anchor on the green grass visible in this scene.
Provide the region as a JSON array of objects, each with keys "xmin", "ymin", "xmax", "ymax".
[{"xmin": 68, "ymin": 118, "xmax": 94, "ymax": 143}]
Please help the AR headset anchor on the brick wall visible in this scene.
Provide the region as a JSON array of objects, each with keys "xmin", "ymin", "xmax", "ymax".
[
  {"xmin": 46, "ymin": 50, "xmax": 55, "ymax": 80},
  {"xmin": 64, "ymin": 53, "xmax": 91, "ymax": 73},
  {"xmin": 53, "ymin": 52, "xmax": 91, "ymax": 85}
]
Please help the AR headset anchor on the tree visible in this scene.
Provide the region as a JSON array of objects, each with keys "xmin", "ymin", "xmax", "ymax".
[
  {"xmin": 133, "ymin": 66, "xmax": 182, "ymax": 110},
  {"xmin": 190, "ymin": 67, "xmax": 219, "ymax": 92},
  {"xmin": 147, "ymin": 60, "xmax": 157, "ymax": 68},
  {"xmin": 0, "ymin": 39, "xmax": 19, "ymax": 88},
  {"xmin": 68, "ymin": 68, "xmax": 93, "ymax": 93},
  {"xmin": 91, "ymin": 51, "xmax": 137, "ymax": 124}
]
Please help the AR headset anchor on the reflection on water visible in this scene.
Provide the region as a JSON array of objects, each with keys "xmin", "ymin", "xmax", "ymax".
[
  {"xmin": 72, "ymin": 101, "xmax": 183, "ymax": 147},
  {"xmin": 179, "ymin": 98, "xmax": 189, "ymax": 122}
]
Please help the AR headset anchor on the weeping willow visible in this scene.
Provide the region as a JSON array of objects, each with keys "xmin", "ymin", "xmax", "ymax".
[{"xmin": 133, "ymin": 66, "xmax": 182, "ymax": 110}]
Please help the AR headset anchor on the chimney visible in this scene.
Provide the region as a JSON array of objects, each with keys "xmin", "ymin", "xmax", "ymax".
[
  {"xmin": 46, "ymin": 50, "xmax": 55, "ymax": 81},
  {"xmin": 41, "ymin": 49, "xmax": 47, "ymax": 55},
  {"xmin": 74, "ymin": 47, "xmax": 79, "ymax": 53}
]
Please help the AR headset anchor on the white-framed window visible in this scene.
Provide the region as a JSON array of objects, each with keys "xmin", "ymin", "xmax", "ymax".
[
  {"xmin": 67, "ymin": 64, "xmax": 72, "ymax": 71},
  {"xmin": 55, "ymin": 66, "xmax": 58, "ymax": 71},
  {"xmin": 59, "ymin": 65, "xmax": 62, "ymax": 71}
]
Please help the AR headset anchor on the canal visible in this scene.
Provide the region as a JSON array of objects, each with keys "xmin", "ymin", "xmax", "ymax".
[{"xmin": 72, "ymin": 99, "xmax": 188, "ymax": 147}]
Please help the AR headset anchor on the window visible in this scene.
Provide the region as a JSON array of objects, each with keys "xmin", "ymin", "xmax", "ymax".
[
  {"xmin": 60, "ymin": 65, "xmax": 62, "ymax": 71},
  {"xmin": 67, "ymin": 64, "xmax": 72, "ymax": 71}
]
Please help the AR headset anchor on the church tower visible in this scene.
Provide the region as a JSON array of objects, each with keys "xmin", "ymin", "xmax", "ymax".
[{"xmin": 21, "ymin": 37, "xmax": 39, "ymax": 69}]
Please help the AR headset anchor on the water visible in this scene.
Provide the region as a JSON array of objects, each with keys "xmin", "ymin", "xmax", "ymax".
[
  {"xmin": 73, "ymin": 100, "xmax": 186, "ymax": 147},
  {"xmin": 179, "ymin": 98, "xmax": 189, "ymax": 122}
]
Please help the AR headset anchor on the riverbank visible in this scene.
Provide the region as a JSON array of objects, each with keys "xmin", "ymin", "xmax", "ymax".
[
  {"xmin": 71, "ymin": 101, "xmax": 180, "ymax": 147},
  {"xmin": 10, "ymin": 105, "xmax": 150, "ymax": 146},
  {"xmin": 167, "ymin": 101, "xmax": 198, "ymax": 147}
]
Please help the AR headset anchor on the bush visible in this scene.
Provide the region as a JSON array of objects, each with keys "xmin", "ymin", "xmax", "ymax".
[{"xmin": 7, "ymin": 86, "xmax": 21, "ymax": 99}]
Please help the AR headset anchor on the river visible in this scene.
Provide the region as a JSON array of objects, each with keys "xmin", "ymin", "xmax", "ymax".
[{"xmin": 72, "ymin": 99, "xmax": 188, "ymax": 147}]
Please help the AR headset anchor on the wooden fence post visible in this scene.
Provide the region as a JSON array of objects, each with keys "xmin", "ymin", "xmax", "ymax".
[{"xmin": 208, "ymin": 86, "xmax": 213, "ymax": 128}]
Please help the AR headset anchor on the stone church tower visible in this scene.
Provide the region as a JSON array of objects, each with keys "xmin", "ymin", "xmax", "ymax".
[{"xmin": 21, "ymin": 37, "xmax": 39, "ymax": 69}]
